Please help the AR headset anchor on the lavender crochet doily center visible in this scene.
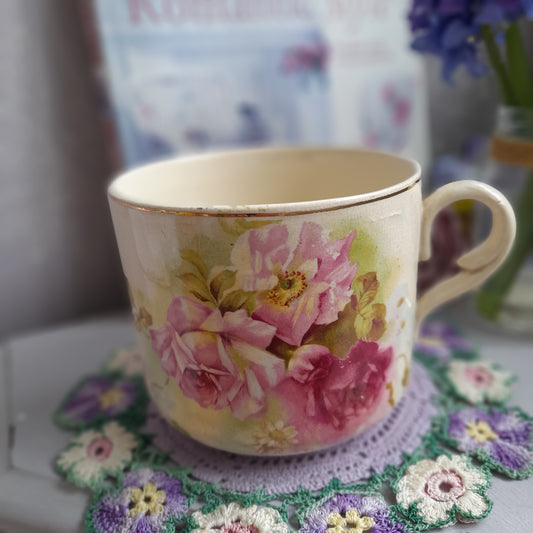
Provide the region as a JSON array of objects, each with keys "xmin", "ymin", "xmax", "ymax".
[{"xmin": 144, "ymin": 362, "xmax": 437, "ymax": 494}]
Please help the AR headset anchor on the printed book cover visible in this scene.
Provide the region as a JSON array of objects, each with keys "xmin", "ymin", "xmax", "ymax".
[{"xmin": 81, "ymin": 0, "xmax": 430, "ymax": 169}]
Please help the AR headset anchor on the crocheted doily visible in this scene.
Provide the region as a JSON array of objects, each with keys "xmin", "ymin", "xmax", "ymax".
[
  {"xmin": 144, "ymin": 363, "xmax": 437, "ymax": 493},
  {"xmin": 53, "ymin": 319, "xmax": 533, "ymax": 533}
]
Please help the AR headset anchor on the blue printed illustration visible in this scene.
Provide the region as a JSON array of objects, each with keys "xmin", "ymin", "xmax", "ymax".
[
  {"xmin": 93, "ymin": 1, "xmax": 331, "ymax": 167},
  {"xmin": 359, "ymin": 75, "xmax": 414, "ymax": 153}
]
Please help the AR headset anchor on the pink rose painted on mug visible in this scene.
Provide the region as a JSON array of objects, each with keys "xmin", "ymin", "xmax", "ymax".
[
  {"xmin": 230, "ymin": 222, "xmax": 357, "ymax": 345},
  {"xmin": 150, "ymin": 296, "xmax": 284, "ymax": 419}
]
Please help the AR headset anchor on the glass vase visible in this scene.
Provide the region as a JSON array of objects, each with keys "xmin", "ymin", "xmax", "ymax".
[{"xmin": 475, "ymin": 106, "xmax": 533, "ymax": 333}]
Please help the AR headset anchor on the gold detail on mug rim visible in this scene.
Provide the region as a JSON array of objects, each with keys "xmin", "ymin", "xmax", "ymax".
[{"xmin": 109, "ymin": 179, "xmax": 421, "ymax": 218}]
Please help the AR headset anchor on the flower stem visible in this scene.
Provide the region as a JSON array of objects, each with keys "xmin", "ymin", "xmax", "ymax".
[
  {"xmin": 480, "ymin": 25, "xmax": 516, "ymax": 105},
  {"xmin": 505, "ymin": 23, "xmax": 533, "ymax": 108},
  {"xmin": 476, "ymin": 169, "xmax": 533, "ymax": 319}
]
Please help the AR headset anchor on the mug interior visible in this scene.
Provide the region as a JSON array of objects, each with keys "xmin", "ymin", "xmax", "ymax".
[{"xmin": 108, "ymin": 147, "xmax": 420, "ymax": 214}]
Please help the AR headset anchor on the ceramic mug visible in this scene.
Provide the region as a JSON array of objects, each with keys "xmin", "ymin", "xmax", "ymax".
[{"xmin": 108, "ymin": 147, "xmax": 515, "ymax": 455}]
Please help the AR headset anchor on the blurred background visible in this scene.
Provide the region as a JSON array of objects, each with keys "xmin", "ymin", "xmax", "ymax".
[{"xmin": 0, "ymin": 0, "xmax": 530, "ymax": 340}]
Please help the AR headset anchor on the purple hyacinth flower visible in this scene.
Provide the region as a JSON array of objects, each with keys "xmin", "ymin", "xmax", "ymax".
[
  {"xmin": 476, "ymin": 2, "xmax": 506, "ymax": 24},
  {"xmin": 447, "ymin": 407, "xmax": 533, "ymax": 478},
  {"xmin": 87, "ymin": 468, "xmax": 187, "ymax": 533},
  {"xmin": 497, "ymin": 0, "xmax": 529, "ymax": 19},
  {"xmin": 438, "ymin": 0, "xmax": 470, "ymax": 15},
  {"xmin": 524, "ymin": 0, "xmax": 533, "ymax": 17},
  {"xmin": 408, "ymin": 0, "xmax": 433, "ymax": 31},
  {"xmin": 61, "ymin": 376, "xmax": 138, "ymax": 424},
  {"xmin": 442, "ymin": 18, "xmax": 475, "ymax": 49},
  {"xmin": 442, "ymin": 42, "xmax": 488, "ymax": 81},
  {"xmin": 410, "ymin": 15, "xmax": 485, "ymax": 82},
  {"xmin": 407, "ymin": 0, "xmax": 533, "ymax": 81},
  {"xmin": 300, "ymin": 493, "xmax": 409, "ymax": 533}
]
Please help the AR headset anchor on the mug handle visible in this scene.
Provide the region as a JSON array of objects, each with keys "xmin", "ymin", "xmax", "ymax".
[{"xmin": 416, "ymin": 180, "xmax": 516, "ymax": 328}]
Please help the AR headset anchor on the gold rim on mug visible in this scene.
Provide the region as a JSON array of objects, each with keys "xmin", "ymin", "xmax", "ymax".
[
  {"xmin": 108, "ymin": 146, "xmax": 422, "ymax": 217},
  {"xmin": 109, "ymin": 180, "xmax": 421, "ymax": 217}
]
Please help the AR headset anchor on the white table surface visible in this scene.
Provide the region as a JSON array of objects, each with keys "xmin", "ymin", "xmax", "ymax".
[{"xmin": 0, "ymin": 305, "xmax": 532, "ymax": 532}]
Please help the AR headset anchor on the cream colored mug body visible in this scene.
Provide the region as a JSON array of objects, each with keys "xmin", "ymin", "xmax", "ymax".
[{"xmin": 108, "ymin": 148, "xmax": 515, "ymax": 455}]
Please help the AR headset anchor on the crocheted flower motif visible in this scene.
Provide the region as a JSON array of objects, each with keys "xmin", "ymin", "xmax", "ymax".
[
  {"xmin": 300, "ymin": 492, "xmax": 410, "ymax": 533},
  {"xmin": 56, "ymin": 421, "xmax": 138, "ymax": 488},
  {"xmin": 103, "ymin": 348, "xmax": 144, "ymax": 376},
  {"xmin": 191, "ymin": 502, "xmax": 289, "ymax": 532},
  {"xmin": 87, "ymin": 468, "xmax": 187, "ymax": 533},
  {"xmin": 447, "ymin": 359, "xmax": 514, "ymax": 404},
  {"xmin": 396, "ymin": 454, "xmax": 492, "ymax": 528},
  {"xmin": 56, "ymin": 375, "xmax": 146, "ymax": 429},
  {"xmin": 446, "ymin": 407, "xmax": 533, "ymax": 479},
  {"xmin": 415, "ymin": 320, "xmax": 472, "ymax": 360}
]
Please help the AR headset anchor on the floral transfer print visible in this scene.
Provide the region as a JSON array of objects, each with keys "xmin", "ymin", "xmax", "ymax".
[
  {"xmin": 150, "ymin": 296, "xmax": 284, "ymax": 419},
  {"xmin": 149, "ymin": 221, "xmax": 396, "ymax": 452},
  {"xmin": 128, "ymin": 283, "xmax": 153, "ymax": 335},
  {"xmin": 87, "ymin": 468, "xmax": 187, "ymax": 533},
  {"xmin": 300, "ymin": 492, "xmax": 409, "ymax": 533},
  {"xmin": 252, "ymin": 419, "xmax": 298, "ymax": 454},
  {"xmin": 396, "ymin": 454, "xmax": 492, "ymax": 528},
  {"xmin": 277, "ymin": 342, "xmax": 393, "ymax": 432},
  {"xmin": 56, "ymin": 421, "xmax": 138, "ymax": 489},
  {"xmin": 191, "ymin": 502, "xmax": 289, "ymax": 533},
  {"xmin": 230, "ymin": 222, "xmax": 357, "ymax": 346},
  {"xmin": 445, "ymin": 407, "xmax": 533, "ymax": 479},
  {"xmin": 447, "ymin": 359, "xmax": 515, "ymax": 404}
]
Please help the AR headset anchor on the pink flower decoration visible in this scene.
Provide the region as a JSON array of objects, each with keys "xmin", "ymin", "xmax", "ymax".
[
  {"xmin": 280, "ymin": 341, "xmax": 393, "ymax": 431},
  {"xmin": 231, "ymin": 222, "xmax": 357, "ymax": 346},
  {"xmin": 281, "ymin": 42, "xmax": 329, "ymax": 73},
  {"xmin": 86, "ymin": 436, "xmax": 114, "ymax": 461},
  {"xmin": 393, "ymin": 99, "xmax": 411, "ymax": 125},
  {"xmin": 447, "ymin": 359, "xmax": 514, "ymax": 404},
  {"xmin": 465, "ymin": 366, "xmax": 494, "ymax": 387},
  {"xmin": 221, "ymin": 525, "xmax": 256, "ymax": 533},
  {"xmin": 425, "ymin": 470, "xmax": 466, "ymax": 501},
  {"xmin": 150, "ymin": 296, "xmax": 283, "ymax": 419}
]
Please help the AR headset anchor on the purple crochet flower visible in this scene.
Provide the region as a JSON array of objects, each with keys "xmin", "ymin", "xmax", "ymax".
[
  {"xmin": 87, "ymin": 468, "xmax": 187, "ymax": 533},
  {"xmin": 58, "ymin": 376, "xmax": 139, "ymax": 428},
  {"xmin": 415, "ymin": 320, "xmax": 473, "ymax": 360},
  {"xmin": 300, "ymin": 493, "xmax": 409, "ymax": 533},
  {"xmin": 447, "ymin": 407, "xmax": 533, "ymax": 478}
]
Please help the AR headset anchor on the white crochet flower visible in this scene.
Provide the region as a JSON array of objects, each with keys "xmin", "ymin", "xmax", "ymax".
[
  {"xmin": 56, "ymin": 421, "xmax": 138, "ymax": 487},
  {"xmin": 447, "ymin": 360, "xmax": 514, "ymax": 404},
  {"xmin": 103, "ymin": 347, "xmax": 144, "ymax": 376},
  {"xmin": 191, "ymin": 502, "xmax": 289, "ymax": 532},
  {"xmin": 396, "ymin": 454, "xmax": 491, "ymax": 527}
]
